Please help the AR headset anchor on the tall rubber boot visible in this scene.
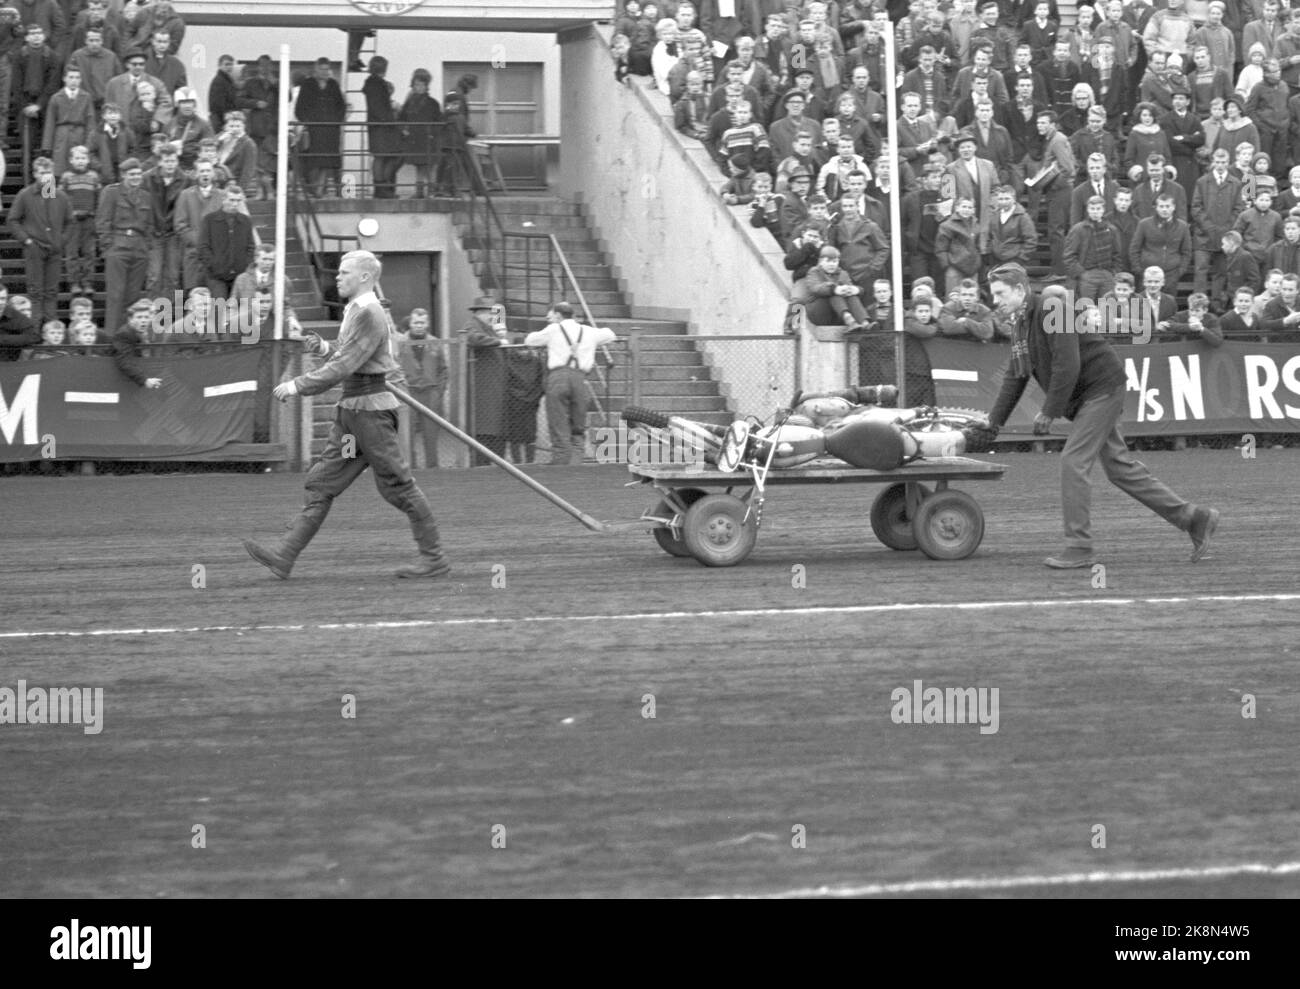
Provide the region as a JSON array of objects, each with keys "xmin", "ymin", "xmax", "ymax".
[
  {"xmin": 243, "ymin": 513, "xmax": 323, "ymax": 580},
  {"xmin": 395, "ymin": 513, "xmax": 451, "ymax": 579}
]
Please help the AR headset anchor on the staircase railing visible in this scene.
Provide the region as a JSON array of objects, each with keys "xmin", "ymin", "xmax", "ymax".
[
  {"xmin": 493, "ymin": 230, "xmax": 616, "ymax": 423},
  {"xmin": 287, "ymin": 140, "xmax": 359, "ymax": 320}
]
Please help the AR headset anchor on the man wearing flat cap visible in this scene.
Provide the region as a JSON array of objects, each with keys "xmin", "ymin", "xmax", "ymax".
[{"xmin": 768, "ymin": 86, "xmax": 823, "ymax": 161}]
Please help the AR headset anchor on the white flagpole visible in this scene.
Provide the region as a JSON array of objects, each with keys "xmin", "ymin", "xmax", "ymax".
[
  {"xmin": 274, "ymin": 43, "xmax": 290, "ymax": 342},
  {"xmin": 882, "ymin": 20, "xmax": 906, "ymax": 408}
]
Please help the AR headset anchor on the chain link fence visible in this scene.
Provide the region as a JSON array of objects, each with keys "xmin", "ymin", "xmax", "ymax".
[{"xmin": 625, "ymin": 333, "xmax": 801, "ymax": 425}]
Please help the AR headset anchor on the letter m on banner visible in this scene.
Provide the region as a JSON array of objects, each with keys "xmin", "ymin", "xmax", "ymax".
[{"xmin": 0, "ymin": 374, "xmax": 40, "ymax": 445}]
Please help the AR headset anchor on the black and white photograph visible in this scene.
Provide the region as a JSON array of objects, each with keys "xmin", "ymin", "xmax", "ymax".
[{"xmin": 1, "ymin": 0, "xmax": 1294, "ymax": 947}]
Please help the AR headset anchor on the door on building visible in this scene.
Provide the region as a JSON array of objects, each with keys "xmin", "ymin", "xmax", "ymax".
[
  {"xmin": 378, "ymin": 252, "xmax": 440, "ymax": 336},
  {"xmin": 443, "ymin": 62, "xmax": 545, "ymax": 188}
]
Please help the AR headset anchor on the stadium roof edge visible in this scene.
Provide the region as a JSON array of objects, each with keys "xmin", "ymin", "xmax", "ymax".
[{"xmin": 176, "ymin": 0, "xmax": 614, "ymax": 33}]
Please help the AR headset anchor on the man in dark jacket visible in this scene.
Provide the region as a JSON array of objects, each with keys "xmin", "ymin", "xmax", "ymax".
[
  {"xmin": 95, "ymin": 156, "xmax": 153, "ymax": 333},
  {"xmin": 363, "ymin": 55, "xmax": 400, "ymax": 198},
  {"xmin": 7, "ymin": 156, "xmax": 72, "ymax": 326},
  {"xmin": 983, "ymin": 264, "xmax": 1220, "ymax": 568},
  {"xmin": 207, "ymin": 54, "xmax": 239, "ymax": 132},
  {"xmin": 1129, "ymin": 192, "xmax": 1193, "ymax": 287},
  {"xmin": 199, "ymin": 184, "xmax": 255, "ymax": 298}
]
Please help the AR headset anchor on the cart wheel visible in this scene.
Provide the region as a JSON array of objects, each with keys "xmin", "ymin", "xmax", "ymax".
[
  {"xmin": 648, "ymin": 488, "xmax": 707, "ymax": 558},
  {"xmin": 912, "ymin": 490, "xmax": 985, "ymax": 560},
  {"xmin": 682, "ymin": 493, "xmax": 757, "ymax": 567},
  {"xmin": 869, "ymin": 482, "xmax": 933, "ymax": 551}
]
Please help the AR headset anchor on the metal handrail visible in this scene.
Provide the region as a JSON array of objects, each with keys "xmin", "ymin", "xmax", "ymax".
[{"xmin": 286, "ymin": 140, "xmax": 359, "ymax": 318}]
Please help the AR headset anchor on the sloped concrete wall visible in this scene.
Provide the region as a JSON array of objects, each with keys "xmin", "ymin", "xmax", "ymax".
[{"xmin": 557, "ymin": 25, "xmax": 847, "ymax": 416}]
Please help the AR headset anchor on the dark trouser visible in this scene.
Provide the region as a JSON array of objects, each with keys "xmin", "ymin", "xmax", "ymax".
[
  {"xmin": 1194, "ymin": 249, "xmax": 1225, "ymax": 304},
  {"xmin": 408, "ymin": 385, "xmax": 442, "ymax": 467},
  {"xmin": 181, "ymin": 242, "xmax": 203, "ymax": 291},
  {"xmin": 0, "ymin": 59, "xmax": 10, "ymax": 145},
  {"xmin": 104, "ymin": 242, "xmax": 149, "ymax": 335},
  {"xmin": 207, "ymin": 275, "xmax": 237, "ymax": 300},
  {"xmin": 1077, "ymin": 268, "xmax": 1115, "ymax": 303},
  {"xmin": 910, "ymin": 250, "xmax": 945, "ymax": 292},
  {"xmin": 65, "ymin": 216, "xmax": 96, "ymax": 289},
  {"xmin": 1060, "ymin": 388, "xmax": 1192, "ymax": 549},
  {"xmin": 828, "ymin": 291, "xmax": 869, "ymax": 325},
  {"xmin": 299, "ymin": 405, "xmax": 434, "ymax": 533},
  {"xmin": 147, "ymin": 233, "xmax": 182, "ymax": 299},
  {"xmin": 372, "ymin": 153, "xmax": 401, "ymax": 198},
  {"xmin": 545, "ymin": 366, "xmax": 591, "ymax": 465},
  {"xmin": 1257, "ymin": 125, "xmax": 1283, "ymax": 174},
  {"xmin": 23, "ymin": 242, "xmax": 62, "ymax": 327},
  {"xmin": 1045, "ymin": 186, "xmax": 1071, "ymax": 276},
  {"xmin": 472, "ymin": 433, "xmax": 505, "ymax": 466}
]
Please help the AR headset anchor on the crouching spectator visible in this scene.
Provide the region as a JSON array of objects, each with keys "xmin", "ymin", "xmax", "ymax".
[
  {"xmin": 785, "ymin": 223, "xmax": 826, "ymax": 300},
  {"xmin": 720, "ymin": 152, "xmax": 759, "ymax": 204},
  {"xmin": 0, "ymin": 285, "xmax": 40, "ymax": 361},
  {"xmin": 938, "ymin": 279, "xmax": 996, "ymax": 340},
  {"xmin": 805, "ymin": 245, "xmax": 869, "ymax": 330},
  {"xmin": 673, "ymin": 70, "xmax": 710, "ymax": 140},
  {"xmin": 748, "ymin": 171, "xmax": 781, "ymax": 239},
  {"xmin": 1165, "ymin": 292, "xmax": 1225, "ymax": 345}
]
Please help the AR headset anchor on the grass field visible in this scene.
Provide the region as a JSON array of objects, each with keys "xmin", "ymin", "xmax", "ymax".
[{"xmin": 2, "ymin": 449, "xmax": 1298, "ymax": 898}]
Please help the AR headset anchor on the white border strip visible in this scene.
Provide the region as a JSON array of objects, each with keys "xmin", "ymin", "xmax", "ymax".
[
  {"xmin": 64, "ymin": 391, "xmax": 118, "ymax": 404},
  {"xmin": 203, "ymin": 380, "xmax": 258, "ymax": 398},
  {"xmin": 4, "ymin": 593, "xmax": 1299, "ymax": 640},
  {"xmin": 725, "ymin": 860, "xmax": 1300, "ymax": 899},
  {"xmin": 930, "ymin": 369, "xmax": 979, "ymax": 382}
]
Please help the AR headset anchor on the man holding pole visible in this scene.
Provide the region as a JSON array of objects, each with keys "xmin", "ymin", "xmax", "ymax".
[{"xmin": 243, "ymin": 249, "xmax": 451, "ymax": 580}]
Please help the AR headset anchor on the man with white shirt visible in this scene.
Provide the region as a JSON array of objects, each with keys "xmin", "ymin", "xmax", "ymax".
[
  {"xmin": 1070, "ymin": 153, "xmax": 1121, "ymax": 227},
  {"xmin": 246, "ymin": 250, "xmax": 451, "ymax": 580},
  {"xmin": 525, "ymin": 301, "xmax": 618, "ymax": 465}
]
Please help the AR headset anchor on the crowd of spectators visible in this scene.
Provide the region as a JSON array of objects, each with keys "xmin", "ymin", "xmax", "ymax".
[
  {"xmin": 0, "ymin": 0, "xmax": 310, "ymax": 371},
  {"xmin": 612, "ymin": 0, "xmax": 1300, "ymax": 355}
]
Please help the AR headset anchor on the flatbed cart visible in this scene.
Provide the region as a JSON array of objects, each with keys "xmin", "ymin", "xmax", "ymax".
[{"xmin": 630, "ymin": 456, "xmax": 1008, "ymax": 566}]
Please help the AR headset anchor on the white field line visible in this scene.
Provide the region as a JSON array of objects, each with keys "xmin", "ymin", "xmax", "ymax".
[
  {"xmin": 2, "ymin": 593, "xmax": 1299, "ymax": 640},
  {"xmin": 729, "ymin": 860, "xmax": 1300, "ymax": 899}
]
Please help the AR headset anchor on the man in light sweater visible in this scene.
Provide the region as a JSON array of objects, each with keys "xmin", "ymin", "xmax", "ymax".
[{"xmin": 244, "ymin": 250, "xmax": 451, "ymax": 580}]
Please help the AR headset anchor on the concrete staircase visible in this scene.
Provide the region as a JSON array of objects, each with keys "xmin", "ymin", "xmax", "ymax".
[
  {"xmin": 245, "ymin": 200, "xmax": 330, "ymax": 323},
  {"xmin": 456, "ymin": 195, "xmax": 733, "ymax": 426}
]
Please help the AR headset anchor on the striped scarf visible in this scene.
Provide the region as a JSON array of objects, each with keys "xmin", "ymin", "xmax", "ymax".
[{"xmin": 1008, "ymin": 304, "xmax": 1031, "ymax": 378}]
